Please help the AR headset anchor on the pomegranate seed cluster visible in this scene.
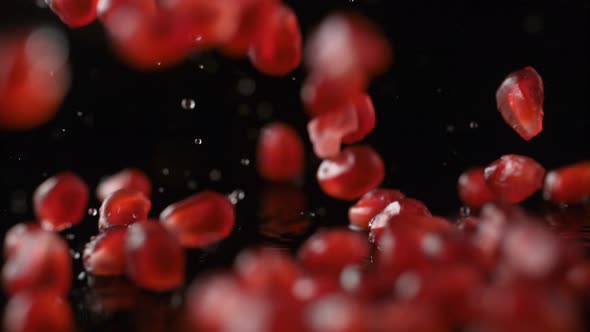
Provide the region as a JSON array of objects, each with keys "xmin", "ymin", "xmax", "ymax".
[{"xmin": 1, "ymin": 2, "xmax": 589, "ymax": 332}]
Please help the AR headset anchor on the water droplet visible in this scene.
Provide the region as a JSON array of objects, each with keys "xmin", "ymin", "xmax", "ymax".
[
  {"xmin": 195, "ymin": 35, "xmax": 203, "ymax": 43},
  {"xmin": 198, "ymin": 64, "xmax": 204, "ymax": 69},
  {"xmin": 240, "ymin": 158, "xmax": 250, "ymax": 166},
  {"xmin": 446, "ymin": 125, "xmax": 455, "ymax": 133},
  {"xmin": 158, "ymin": 187, "xmax": 165, "ymax": 193},
  {"xmin": 209, "ymin": 169, "xmax": 222, "ymax": 182},
  {"xmin": 194, "ymin": 138, "xmax": 203, "ymax": 145},
  {"xmin": 77, "ymin": 272, "xmax": 86, "ymax": 280},
  {"xmin": 65, "ymin": 233, "xmax": 75, "ymax": 240},
  {"xmin": 469, "ymin": 121, "xmax": 479, "ymax": 129},
  {"xmin": 228, "ymin": 189, "xmax": 245, "ymax": 204},
  {"xmin": 460, "ymin": 206, "xmax": 471, "ymax": 217},
  {"xmin": 162, "ymin": 168, "xmax": 170, "ymax": 176},
  {"xmin": 157, "ymin": 62, "xmax": 162, "ymax": 66},
  {"xmin": 61, "ymin": 128, "xmax": 66, "ymax": 132},
  {"xmin": 73, "ymin": 252, "xmax": 81, "ymax": 260},
  {"xmin": 187, "ymin": 180, "xmax": 198, "ymax": 190},
  {"xmin": 76, "ymin": 111, "xmax": 83, "ymax": 117},
  {"xmin": 237, "ymin": 77, "xmax": 256, "ymax": 96},
  {"xmin": 181, "ymin": 98, "xmax": 196, "ymax": 110},
  {"xmin": 88, "ymin": 208, "xmax": 98, "ymax": 216}
]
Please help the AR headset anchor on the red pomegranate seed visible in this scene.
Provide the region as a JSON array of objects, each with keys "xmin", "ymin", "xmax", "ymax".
[
  {"xmin": 308, "ymin": 105, "xmax": 358, "ymax": 158},
  {"xmin": 33, "ymin": 171, "xmax": 89, "ymax": 231},
  {"xmin": 46, "ymin": 0, "xmax": 98, "ymax": 27},
  {"xmin": 374, "ymin": 226, "xmax": 430, "ymax": 283},
  {"xmin": 97, "ymin": 0, "xmax": 157, "ymax": 22},
  {"xmin": 543, "ymin": 161, "xmax": 590, "ymax": 204},
  {"xmin": 484, "ymin": 154, "xmax": 545, "ymax": 203},
  {"xmin": 457, "ymin": 167, "xmax": 496, "ymax": 209},
  {"xmin": 496, "ymin": 66, "xmax": 544, "ymax": 140},
  {"xmin": 125, "ymin": 222, "xmax": 185, "ymax": 291},
  {"xmin": 98, "ymin": 189, "xmax": 151, "ymax": 231},
  {"xmin": 83, "ymin": 226, "xmax": 128, "ymax": 276},
  {"xmin": 234, "ymin": 248, "xmax": 301, "ymax": 293},
  {"xmin": 298, "ymin": 228, "xmax": 369, "ymax": 275},
  {"xmin": 160, "ymin": 191, "xmax": 235, "ymax": 248},
  {"xmin": 0, "ymin": 27, "xmax": 70, "ymax": 130},
  {"xmin": 368, "ymin": 198, "xmax": 433, "ymax": 239},
  {"xmin": 291, "ymin": 274, "xmax": 343, "ymax": 303},
  {"xmin": 257, "ymin": 122, "xmax": 305, "ymax": 182},
  {"xmin": 369, "ymin": 301, "xmax": 447, "ymax": 332},
  {"xmin": 3, "ymin": 290, "xmax": 75, "ymax": 332},
  {"xmin": 249, "ymin": 5, "xmax": 302, "ymax": 76},
  {"xmin": 304, "ymin": 295, "xmax": 366, "ymax": 332},
  {"xmin": 96, "ymin": 168, "xmax": 151, "ymax": 202},
  {"xmin": 301, "ymin": 72, "xmax": 366, "ymax": 118},
  {"xmin": 317, "ymin": 145, "xmax": 385, "ymax": 200},
  {"xmin": 3, "ymin": 223, "xmax": 41, "ymax": 258},
  {"xmin": 341, "ymin": 94, "xmax": 376, "ymax": 144},
  {"xmin": 348, "ymin": 188, "xmax": 405, "ymax": 230},
  {"xmin": 2, "ymin": 230, "xmax": 72, "ymax": 296}
]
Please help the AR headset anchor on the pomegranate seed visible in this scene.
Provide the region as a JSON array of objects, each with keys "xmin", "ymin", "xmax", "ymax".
[
  {"xmin": 291, "ymin": 274, "xmax": 342, "ymax": 303},
  {"xmin": 304, "ymin": 295, "xmax": 366, "ymax": 332},
  {"xmin": 2, "ymin": 230, "xmax": 72, "ymax": 296},
  {"xmin": 457, "ymin": 167, "xmax": 496, "ymax": 209},
  {"xmin": 234, "ymin": 248, "xmax": 301, "ymax": 293},
  {"xmin": 33, "ymin": 171, "xmax": 89, "ymax": 231},
  {"xmin": 97, "ymin": 0, "xmax": 157, "ymax": 22},
  {"xmin": 301, "ymin": 72, "xmax": 366, "ymax": 117},
  {"xmin": 98, "ymin": 189, "xmax": 151, "ymax": 231},
  {"xmin": 496, "ymin": 66, "xmax": 544, "ymax": 140},
  {"xmin": 3, "ymin": 290, "xmax": 75, "ymax": 332},
  {"xmin": 46, "ymin": 0, "xmax": 98, "ymax": 27},
  {"xmin": 257, "ymin": 122, "xmax": 305, "ymax": 182},
  {"xmin": 317, "ymin": 145, "xmax": 385, "ymax": 200},
  {"xmin": 455, "ymin": 216, "xmax": 480, "ymax": 236},
  {"xmin": 544, "ymin": 161, "xmax": 590, "ymax": 204},
  {"xmin": 96, "ymin": 168, "xmax": 151, "ymax": 202},
  {"xmin": 341, "ymin": 94, "xmax": 377, "ymax": 144},
  {"xmin": 348, "ymin": 188, "xmax": 405, "ymax": 230},
  {"xmin": 3, "ymin": 223, "xmax": 41, "ymax": 258},
  {"xmin": 374, "ymin": 226, "xmax": 430, "ymax": 283},
  {"xmin": 484, "ymin": 154, "xmax": 545, "ymax": 203},
  {"xmin": 160, "ymin": 191, "xmax": 235, "ymax": 248},
  {"xmin": 298, "ymin": 228, "xmax": 369, "ymax": 275},
  {"xmin": 125, "ymin": 222, "xmax": 185, "ymax": 291},
  {"xmin": 369, "ymin": 301, "xmax": 447, "ymax": 332},
  {"xmin": 0, "ymin": 27, "xmax": 70, "ymax": 130},
  {"xmin": 368, "ymin": 198, "xmax": 433, "ymax": 239},
  {"xmin": 83, "ymin": 226, "xmax": 127, "ymax": 276},
  {"xmin": 308, "ymin": 105, "xmax": 358, "ymax": 158},
  {"xmin": 249, "ymin": 5, "xmax": 302, "ymax": 76}
]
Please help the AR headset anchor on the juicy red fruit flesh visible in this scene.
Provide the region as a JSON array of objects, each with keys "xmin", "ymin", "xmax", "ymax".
[
  {"xmin": 84, "ymin": 226, "xmax": 128, "ymax": 276},
  {"xmin": 457, "ymin": 167, "xmax": 497, "ymax": 209},
  {"xmin": 33, "ymin": 171, "xmax": 89, "ymax": 231},
  {"xmin": 348, "ymin": 188, "xmax": 405, "ymax": 230},
  {"xmin": 257, "ymin": 122, "xmax": 305, "ymax": 182},
  {"xmin": 46, "ymin": 0, "xmax": 99, "ymax": 27},
  {"xmin": 496, "ymin": 66, "xmax": 544, "ymax": 140},
  {"xmin": 99, "ymin": 189, "xmax": 151, "ymax": 231},
  {"xmin": 484, "ymin": 154, "xmax": 545, "ymax": 203},
  {"xmin": 3, "ymin": 290, "xmax": 75, "ymax": 332},
  {"xmin": 543, "ymin": 161, "xmax": 590, "ymax": 204}
]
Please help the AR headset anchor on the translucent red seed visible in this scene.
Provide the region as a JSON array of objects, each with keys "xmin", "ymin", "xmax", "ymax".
[
  {"xmin": 125, "ymin": 222, "xmax": 185, "ymax": 291},
  {"xmin": 234, "ymin": 248, "xmax": 301, "ymax": 293},
  {"xmin": 369, "ymin": 301, "xmax": 446, "ymax": 332},
  {"xmin": 484, "ymin": 154, "xmax": 545, "ymax": 203},
  {"xmin": 496, "ymin": 66, "xmax": 544, "ymax": 140},
  {"xmin": 368, "ymin": 198, "xmax": 433, "ymax": 239},
  {"xmin": 349, "ymin": 188, "xmax": 405, "ymax": 230},
  {"xmin": 457, "ymin": 167, "xmax": 497, "ymax": 209},
  {"xmin": 46, "ymin": 0, "xmax": 99, "ymax": 27},
  {"xmin": 341, "ymin": 94, "xmax": 376, "ymax": 144},
  {"xmin": 33, "ymin": 171, "xmax": 89, "ymax": 231},
  {"xmin": 3, "ymin": 291, "xmax": 75, "ymax": 332},
  {"xmin": 304, "ymin": 295, "xmax": 366, "ymax": 332},
  {"xmin": 301, "ymin": 73, "xmax": 367, "ymax": 118},
  {"xmin": 0, "ymin": 27, "xmax": 71, "ymax": 130},
  {"xmin": 96, "ymin": 168, "xmax": 152, "ymax": 202},
  {"xmin": 317, "ymin": 145, "xmax": 385, "ymax": 200},
  {"xmin": 160, "ymin": 191, "xmax": 235, "ymax": 248},
  {"xmin": 2, "ymin": 231, "xmax": 72, "ymax": 296},
  {"xmin": 3, "ymin": 223, "xmax": 41, "ymax": 258},
  {"xmin": 543, "ymin": 161, "xmax": 590, "ymax": 204},
  {"xmin": 83, "ymin": 226, "xmax": 128, "ymax": 276},
  {"xmin": 98, "ymin": 189, "xmax": 151, "ymax": 231},
  {"xmin": 308, "ymin": 105, "xmax": 358, "ymax": 158},
  {"xmin": 257, "ymin": 122, "xmax": 305, "ymax": 182}
]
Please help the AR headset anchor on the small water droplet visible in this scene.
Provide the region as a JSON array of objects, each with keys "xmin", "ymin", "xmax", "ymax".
[
  {"xmin": 77, "ymin": 272, "xmax": 86, "ymax": 280},
  {"xmin": 195, "ymin": 35, "xmax": 203, "ymax": 42},
  {"xmin": 228, "ymin": 189, "xmax": 245, "ymax": 204},
  {"xmin": 460, "ymin": 206, "xmax": 471, "ymax": 217},
  {"xmin": 181, "ymin": 98, "xmax": 196, "ymax": 110},
  {"xmin": 157, "ymin": 62, "xmax": 162, "ymax": 66},
  {"xmin": 194, "ymin": 138, "xmax": 203, "ymax": 145},
  {"xmin": 88, "ymin": 208, "xmax": 98, "ymax": 216},
  {"xmin": 74, "ymin": 252, "xmax": 81, "ymax": 260},
  {"xmin": 61, "ymin": 128, "xmax": 66, "ymax": 132},
  {"xmin": 76, "ymin": 111, "xmax": 83, "ymax": 117},
  {"xmin": 240, "ymin": 158, "xmax": 250, "ymax": 166},
  {"xmin": 209, "ymin": 169, "xmax": 222, "ymax": 182},
  {"xmin": 469, "ymin": 121, "xmax": 479, "ymax": 129},
  {"xmin": 158, "ymin": 187, "xmax": 165, "ymax": 193},
  {"xmin": 162, "ymin": 168, "xmax": 170, "ymax": 176},
  {"xmin": 446, "ymin": 125, "xmax": 455, "ymax": 133},
  {"xmin": 237, "ymin": 78, "xmax": 256, "ymax": 96},
  {"xmin": 65, "ymin": 233, "xmax": 75, "ymax": 240},
  {"xmin": 198, "ymin": 64, "xmax": 204, "ymax": 69},
  {"xmin": 187, "ymin": 180, "xmax": 198, "ymax": 190}
]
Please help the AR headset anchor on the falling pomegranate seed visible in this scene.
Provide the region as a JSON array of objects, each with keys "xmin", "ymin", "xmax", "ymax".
[
  {"xmin": 368, "ymin": 198, "xmax": 433, "ymax": 239},
  {"xmin": 291, "ymin": 274, "xmax": 343, "ymax": 303},
  {"xmin": 83, "ymin": 226, "xmax": 128, "ymax": 276},
  {"xmin": 160, "ymin": 191, "xmax": 235, "ymax": 248},
  {"xmin": 341, "ymin": 94, "xmax": 377, "ymax": 144},
  {"xmin": 496, "ymin": 66, "xmax": 544, "ymax": 140},
  {"xmin": 257, "ymin": 122, "xmax": 305, "ymax": 182},
  {"xmin": 457, "ymin": 167, "xmax": 497, "ymax": 209},
  {"xmin": 484, "ymin": 154, "xmax": 545, "ymax": 203},
  {"xmin": 298, "ymin": 229, "xmax": 369, "ymax": 275},
  {"xmin": 0, "ymin": 27, "xmax": 71, "ymax": 130},
  {"xmin": 369, "ymin": 301, "xmax": 447, "ymax": 332},
  {"xmin": 304, "ymin": 295, "xmax": 366, "ymax": 332},
  {"xmin": 317, "ymin": 145, "xmax": 385, "ymax": 200},
  {"xmin": 308, "ymin": 105, "xmax": 359, "ymax": 158},
  {"xmin": 46, "ymin": 0, "xmax": 99, "ymax": 27},
  {"xmin": 3, "ymin": 223, "xmax": 41, "ymax": 258},
  {"xmin": 33, "ymin": 171, "xmax": 89, "ymax": 231},
  {"xmin": 98, "ymin": 189, "xmax": 151, "ymax": 231},
  {"xmin": 348, "ymin": 188, "xmax": 405, "ymax": 230},
  {"xmin": 96, "ymin": 168, "xmax": 152, "ymax": 202},
  {"xmin": 234, "ymin": 248, "xmax": 302, "ymax": 293},
  {"xmin": 125, "ymin": 222, "xmax": 185, "ymax": 291},
  {"xmin": 97, "ymin": 0, "xmax": 157, "ymax": 22},
  {"xmin": 3, "ymin": 290, "xmax": 75, "ymax": 332},
  {"xmin": 543, "ymin": 161, "xmax": 590, "ymax": 204},
  {"xmin": 301, "ymin": 72, "xmax": 367, "ymax": 118},
  {"xmin": 2, "ymin": 230, "xmax": 72, "ymax": 296}
]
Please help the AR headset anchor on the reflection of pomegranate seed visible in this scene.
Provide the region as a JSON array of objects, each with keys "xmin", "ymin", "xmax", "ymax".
[
  {"xmin": 257, "ymin": 122, "xmax": 305, "ymax": 182},
  {"xmin": 3, "ymin": 290, "xmax": 75, "ymax": 332},
  {"xmin": 84, "ymin": 226, "xmax": 128, "ymax": 276},
  {"xmin": 484, "ymin": 154, "xmax": 545, "ymax": 203},
  {"xmin": 99, "ymin": 189, "xmax": 151, "ymax": 231},
  {"xmin": 96, "ymin": 168, "xmax": 151, "ymax": 202},
  {"xmin": 46, "ymin": 0, "xmax": 99, "ymax": 27},
  {"xmin": 457, "ymin": 167, "xmax": 496, "ymax": 208},
  {"xmin": 160, "ymin": 191, "xmax": 235, "ymax": 248},
  {"xmin": 317, "ymin": 145, "xmax": 385, "ymax": 200},
  {"xmin": 349, "ymin": 188, "xmax": 405, "ymax": 230},
  {"xmin": 3, "ymin": 223, "xmax": 41, "ymax": 259},
  {"xmin": 496, "ymin": 66, "xmax": 544, "ymax": 140},
  {"xmin": 543, "ymin": 161, "xmax": 590, "ymax": 204},
  {"xmin": 33, "ymin": 172, "xmax": 89, "ymax": 231}
]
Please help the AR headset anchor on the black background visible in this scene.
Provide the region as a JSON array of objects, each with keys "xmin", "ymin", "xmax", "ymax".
[{"xmin": 0, "ymin": 0, "xmax": 589, "ymax": 331}]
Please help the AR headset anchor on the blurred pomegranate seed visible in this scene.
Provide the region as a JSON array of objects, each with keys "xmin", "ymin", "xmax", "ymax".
[
  {"xmin": 83, "ymin": 226, "xmax": 127, "ymax": 276},
  {"xmin": 3, "ymin": 223, "xmax": 41, "ymax": 258},
  {"xmin": 98, "ymin": 189, "xmax": 151, "ymax": 231},
  {"xmin": 2, "ymin": 230, "xmax": 71, "ymax": 296},
  {"xmin": 291, "ymin": 274, "xmax": 343, "ymax": 303},
  {"xmin": 484, "ymin": 154, "xmax": 545, "ymax": 203},
  {"xmin": 496, "ymin": 66, "xmax": 544, "ymax": 140},
  {"xmin": 96, "ymin": 168, "xmax": 151, "ymax": 201},
  {"xmin": 46, "ymin": 0, "xmax": 99, "ymax": 27},
  {"xmin": 257, "ymin": 122, "xmax": 305, "ymax": 182},
  {"xmin": 234, "ymin": 248, "xmax": 302, "ymax": 293},
  {"xmin": 341, "ymin": 94, "xmax": 377, "ymax": 144},
  {"xmin": 33, "ymin": 171, "xmax": 89, "ymax": 231},
  {"xmin": 308, "ymin": 105, "xmax": 359, "ymax": 158},
  {"xmin": 457, "ymin": 167, "xmax": 497, "ymax": 209},
  {"xmin": 348, "ymin": 188, "xmax": 405, "ymax": 230},
  {"xmin": 301, "ymin": 72, "xmax": 366, "ymax": 117},
  {"xmin": 298, "ymin": 229, "xmax": 369, "ymax": 275},
  {"xmin": 0, "ymin": 27, "xmax": 71, "ymax": 130},
  {"xmin": 368, "ymin": 198, "xmax": 433, "ymax": 239},
  {"xmin": 160, "ymin": 191, "xmax": 235, "ymax": 248},
  {"xmin": 544, "ymin": 161, "xmax": 590, "ymax": 204},
  {"xmin": 97, "ymin": 0, "xmax": 157, "ymax": 22},
  {"xmin": 368, "ymin": 301, "xmax": 447, "ymax": 332},
  {"xmin": 304, "ymin": 295, "xmax": 366, "ymax": 332},
  {"xmin": 125, "ymin": 222, "xmax": 185, "ymax": 291},
  {"xmin": 317, "ymin": 145, "xmax": 385, "ymax": 200},
  {"xmin": 3, "ymin": 290, "xmax": 75, "ymax": 332}
]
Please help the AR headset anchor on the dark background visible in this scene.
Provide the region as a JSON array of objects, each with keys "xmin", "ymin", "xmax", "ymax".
[{"xmin": 0, "ymin": 0, "xmax": 589, "ymax": 330}]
